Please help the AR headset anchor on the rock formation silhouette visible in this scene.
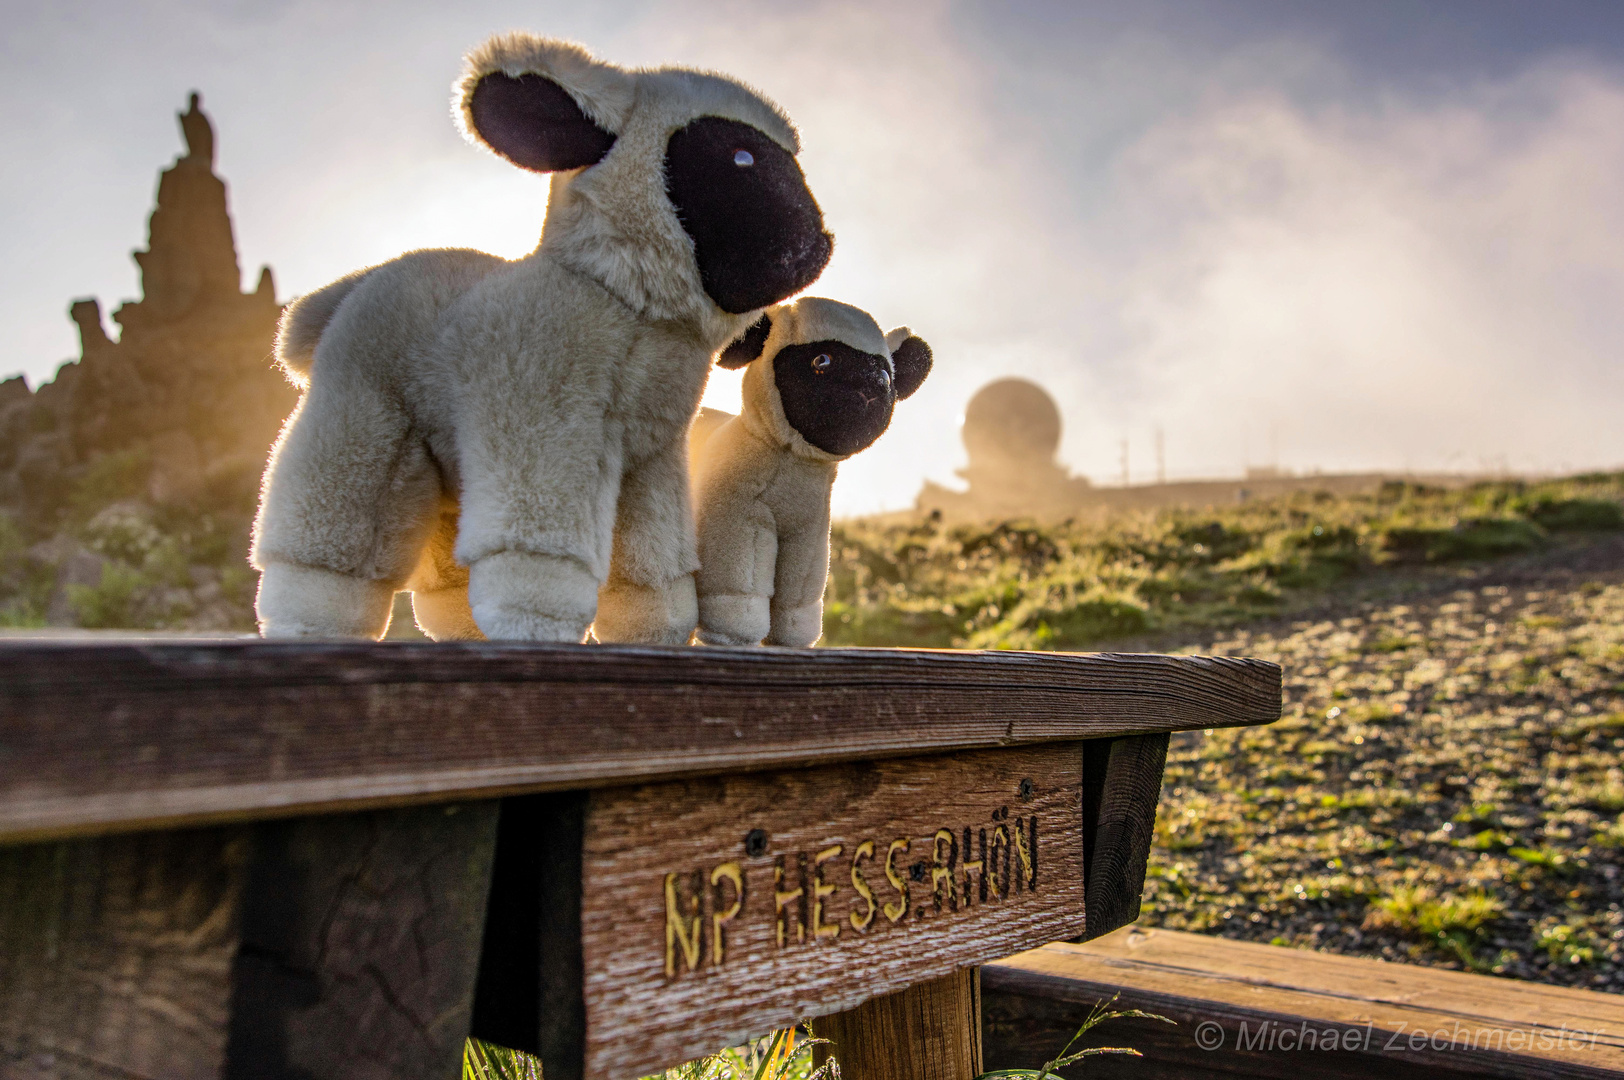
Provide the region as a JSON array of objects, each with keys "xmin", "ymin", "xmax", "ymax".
[
  {"xmin": 916, "ymin": 378, "xmax": 1094, "ymax": 522},
  {"xmin": 0, "ymin": 92, "xmax": 295, "ymax": 524}
]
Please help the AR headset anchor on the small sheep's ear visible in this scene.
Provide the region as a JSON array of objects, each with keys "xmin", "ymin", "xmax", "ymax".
[
  {"xmin": 455, "ymin": 34, "xmax": 634, "ymax": 172},
  {"xmin": 887, "ymin": 329, "xmax": 933, "ymax": 400},
  {"xmin": 718, "ymin": 312, "xmax": 773, "ymax": 369}
]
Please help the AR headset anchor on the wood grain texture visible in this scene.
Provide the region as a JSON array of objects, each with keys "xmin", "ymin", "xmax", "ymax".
[
  {"xmin": 0, "ymin": 639, "xmax": 1280, "ymax": 845},
  {"xmin": 222, "ymin": 802, "xmax": 498, "ymax": 1080},
  {"xmin": 816, "ymin": 969, "xmax": 982, "ymax": 1080},
  {"xmin": 1078, "ymin": 734, "xmax": 1169, "ymax": 942},
  {"xmin": 0, "ymin": 825, "xmax": 248, "ymax": 1080},
  {"xmin": 982, "ymin": 927, "xmax": 1624, "ymax": 1079},
  {"xmin": 578, "ymin": 746, "xmax": 1087, "ymax": 1080}
]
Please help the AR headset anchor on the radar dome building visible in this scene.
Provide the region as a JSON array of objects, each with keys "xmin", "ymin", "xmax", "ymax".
[{"xmin": 916, "ymin": 378, "xmax": 1093, "ymax": 522}]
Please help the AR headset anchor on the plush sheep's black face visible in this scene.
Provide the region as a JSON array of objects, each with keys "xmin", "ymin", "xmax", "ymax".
[
  {"xmin": 666, "ymin": 118, "xmax": 834, "ymax": 314},
  {"xmin": 773, "ymin": 341, "xmax": 897, "ymax": 457}
]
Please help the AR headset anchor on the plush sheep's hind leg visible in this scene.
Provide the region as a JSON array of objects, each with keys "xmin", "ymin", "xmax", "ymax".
[
  {"xmin": 406, "ymin": 506, "xmax": 483, "ymax": 641},
  {"xmin": 594, "ymin": 442, "xmax": 701, "ymax": 645},
  {"xmin": 596, "ymin": 575, "xmax": 698, "ymax": 645},
  {"xmin": 252, "ymin": 373, "xmax": 443, "ymax": 639},
  {"xmin": 256, "ymin": 563, "xmax": 396, "ymax": 638}
]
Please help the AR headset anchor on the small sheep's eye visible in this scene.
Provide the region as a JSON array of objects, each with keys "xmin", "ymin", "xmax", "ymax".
[
  {"xmin": 811, "ymin": 353, "xmax": 832, "ymax": 373},
  {"xmin": 733, "ymin": 149, "xmax": 755, "ymax": 167},
  {"xmin": 879, "ymin": 369, "xmax": 892, "ymax": 388}
]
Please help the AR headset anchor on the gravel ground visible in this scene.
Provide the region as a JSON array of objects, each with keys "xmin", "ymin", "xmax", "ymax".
[{"xmin": 1133, "ymin": 534, "xmax": 1624, "ymax": 991}]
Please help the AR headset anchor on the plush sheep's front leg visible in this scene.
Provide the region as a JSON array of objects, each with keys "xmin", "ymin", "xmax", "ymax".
[
  {"xmin": 762, "ymin": 461, "xmax": 834, "ymax": 647},
  {"xmin": 466, "ymin": 551, "xmax": 602, "ymax": 641},
  {"xmin": 767, "ymin": 521, "xmax": 831, "ymax": 647},
  {"xmin": 766, "ymin": 539, "xmax": 827, "ymax": 647},
  {"xmin": 594, "ymin": 441, "xmax": 699, "ymax": 644},
  {"xmin": 454, "ymin": 407, "xmax": 622, "ymax": 642},
  {"xmin": 694, "ymin": 505, "xmax": 777, "ymax": 646}
]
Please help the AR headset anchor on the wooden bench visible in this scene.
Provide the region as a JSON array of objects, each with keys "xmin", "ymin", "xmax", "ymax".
[
  {"xmin": 0, "ymin": 639, "xmax": 1279, "ymax": 1080},
  {"xmin": 983, "ymin": 925, "xmax": 1624, "ymax": 1079}
]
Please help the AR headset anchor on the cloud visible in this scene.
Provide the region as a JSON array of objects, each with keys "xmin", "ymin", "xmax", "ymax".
[
  {"xmin": 1085, "ymin": 61, "xmax": 1624, "ymax": 481},
  {"xmin": 6, "ymin": 2, "xmax": 1624, "ymax": 517}
]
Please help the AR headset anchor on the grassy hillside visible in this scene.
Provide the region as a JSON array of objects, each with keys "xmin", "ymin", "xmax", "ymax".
[
  {"xmin": 828, "ymin": 473, "xmax": 1624, "ymax": 990},
  {"xmin": 823, "ymin": 473, "xmax": 1624, "ymax": 651}
]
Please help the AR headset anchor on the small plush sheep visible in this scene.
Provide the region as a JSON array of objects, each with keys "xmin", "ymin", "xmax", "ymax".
[
  {"xmin": 693, "ymin": 298, "xmax": 931, "ymax": 646},
  {"xmin": 251, "ymin": 33, "xmax": 833, "ymax": 642}
]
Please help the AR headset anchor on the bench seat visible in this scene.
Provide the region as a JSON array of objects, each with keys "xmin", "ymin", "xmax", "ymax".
[{"xmin": 983, "ymin": 926, "xmax": 1624, "ymax": 1079}]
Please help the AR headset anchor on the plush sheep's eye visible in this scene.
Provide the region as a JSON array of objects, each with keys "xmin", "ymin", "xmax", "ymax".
[
  {"xmin": 733, "ymin": 149, "xmax": 754, "ymax": 167},
  {"xmin": 879, "ymin": 368, "xmax": 892, "ymax": 388},
  {"xmin": 811, "ymin": 353, "xmax": 832, "ymax": 373}
]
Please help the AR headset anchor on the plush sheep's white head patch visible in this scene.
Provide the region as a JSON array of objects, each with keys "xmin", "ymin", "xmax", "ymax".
[
  {"xmin": 455, "ymin": 34, "xmax": 833, "ymax": 326},
  {"xmin": 721, "ymin": 297, "xmax": 932, "ymax": 460}
]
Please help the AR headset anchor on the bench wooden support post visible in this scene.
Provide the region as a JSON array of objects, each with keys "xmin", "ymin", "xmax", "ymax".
[
  {"xmin": 223, "ymin": 802, "xmax": 499, "ymax": 1080},
  {"xmin": 1079, "ymin": 733, "xmax": 1169, "ymax": 941},
  {"xmin": 469, "ymin": 792, "xmax": 587, "ymax": 1080},
  {"xmin": 0, "ymin": 826, "xmax": 250, "ymax": 1080},
  {"xmin": 817, "ymin": 968, "xmax": 983, "ymax": 1080}
]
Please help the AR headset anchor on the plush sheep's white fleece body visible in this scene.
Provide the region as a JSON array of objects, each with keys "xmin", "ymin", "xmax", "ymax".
[
  {"xmin": 692, "ymin": 298, "xmax": 891, "ymax": 647},
  {"xmin": 253, "ymin": 36, "xmax": 796, "ymax": 642}
]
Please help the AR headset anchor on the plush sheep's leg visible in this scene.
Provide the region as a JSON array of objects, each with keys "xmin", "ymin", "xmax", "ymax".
[
  {"xmin": 695, "ymin": 509, "xmax": 778, "ymax": 647},
  {"xmin": 252, "ymin": 369, "xmax": 443, "ymax": 638},
  {"xmin": 412, "ymin": 586, "xmax": 482, "ymax": 640},
  {"xmin": 766, "ymin": 510, "xmax": 833, "ymax": 647},
  {"xmin": 256, "ymin": 562, "xmax": 395, "ymax": 639},
  {"xmin": 596, "ymin": 575, "xmax": 698, "ymax": 645},
  {"xmin": 467, "ymin": 551, "xmax": 600, "ymax": 642},
  {"xmin": 593, "ymin": 441, "xmax": 702, "ymax": 645},
  {"xmin": 405, "ymin": 506, "xmax": 483, "ymax": 641},
  {"xmin": 766, "ymin": 599, "xmax": 824, "ymax": 648},
  {"xmin": 696, "ymin": 592, "xmax": 772, "ymax": 646}
]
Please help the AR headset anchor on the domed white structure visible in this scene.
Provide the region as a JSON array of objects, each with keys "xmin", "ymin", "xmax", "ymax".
[{"xmin": 916, "ymin": 378, "xmax": 1092, "ymax": 521}]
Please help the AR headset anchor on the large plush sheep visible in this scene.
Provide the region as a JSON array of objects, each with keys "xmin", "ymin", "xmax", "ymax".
[
  {"xmin": 251, "ymin": 34, "xmax": 833, "ymax": 642},
  {"xmin": 693, "ymin": 298, "xmax": 931, "ymax": 646}
]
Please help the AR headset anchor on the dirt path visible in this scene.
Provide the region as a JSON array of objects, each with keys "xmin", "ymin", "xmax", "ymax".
[{"xmin": 1121, "ymin": 533, "xmax": 1624, "ymax": 990}]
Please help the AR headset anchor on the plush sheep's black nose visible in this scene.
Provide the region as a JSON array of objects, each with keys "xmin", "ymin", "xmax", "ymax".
[
  {"xmin": 666, "ymin": 117, "xmax": 834, "ymax": 314},
  {"xmin": 773, "ymin": 341, "xmax": 897, "ymax": 457}
]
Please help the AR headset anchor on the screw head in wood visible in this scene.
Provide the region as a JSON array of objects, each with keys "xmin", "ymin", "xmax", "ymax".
[{"xmin": 744, "ymin": 828, "xmax": 770, "ymax": 857}]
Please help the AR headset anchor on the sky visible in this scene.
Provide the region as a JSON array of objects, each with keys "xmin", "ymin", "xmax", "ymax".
[{"xmin": 5, "ymin": 0, "xmax": 1624, "ymax": 515}]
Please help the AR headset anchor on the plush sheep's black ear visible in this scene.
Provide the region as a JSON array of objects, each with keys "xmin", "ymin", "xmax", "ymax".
[
  {"xmin": 890, "ymin": 335, "xmax": 933, "ymax": 400},
  {"xmin": 717, "ymin": 313, "xmax": 773, "ymax": 369},
  {"xmin": 467, "ymin": 73, "xmax": 617, "ymax": 173}
]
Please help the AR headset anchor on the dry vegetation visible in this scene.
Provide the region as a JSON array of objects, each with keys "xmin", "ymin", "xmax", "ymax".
[{"xmin": 827, "ymin": 473, "xmax": 1624, "ymax": 989}]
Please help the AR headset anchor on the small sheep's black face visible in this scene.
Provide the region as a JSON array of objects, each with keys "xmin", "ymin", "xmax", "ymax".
[
  {"xmin": 773, "ymin": 341, "xmax": 898, "ymax": 457},
  {"xmin": 666, "ymin": 118, "xmax": 834, "ymax": 314}
]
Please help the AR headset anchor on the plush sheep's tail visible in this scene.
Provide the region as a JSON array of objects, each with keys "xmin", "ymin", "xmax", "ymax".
[{"xmin": 274, "ymin": 268, "xmax": 371, "ymax": 386}]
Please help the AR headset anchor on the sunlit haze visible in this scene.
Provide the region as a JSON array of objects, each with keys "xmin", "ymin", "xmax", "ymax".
[{"xmin": 6, "ymin": 1, "xmax": 1624, "ymax": 515}]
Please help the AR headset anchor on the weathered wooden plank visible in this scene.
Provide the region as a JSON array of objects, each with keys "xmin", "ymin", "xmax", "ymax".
[
  {"xmin": 1078, "ymin": 734, "xmax": 1169, "ymax": 941},
  {"xmin": 0, "ymin": 826, "xmax": 248, "ymax": 1080},
  {"xmin": 982, "ymin": 928, "xmax": 1624, "ymax": 1079},
  {"xmin": 817, "ymin": 969, "xmax": 983, "ymax": 1080},
  {"xmin": 576, "ymin": 746, "xmax": 1087, "ymax": 1080},
  {"xmin": 222, "ymin": 802, "xmax": 498, "ymax": 1080},
  {"xmin": 0, "ymin": 640, "xmax": 1280, "ymax": 845}
]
